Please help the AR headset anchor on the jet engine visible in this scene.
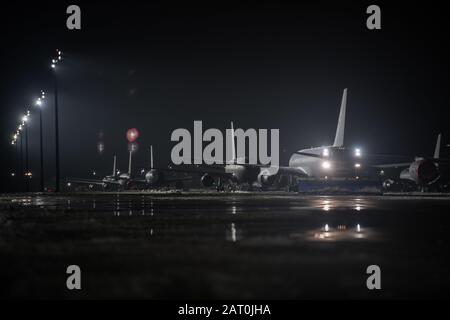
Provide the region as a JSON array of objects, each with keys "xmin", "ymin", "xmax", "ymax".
[
  {"xmin": 382, "ymin": 179, "xmax": 395, "ymax": 190},
  {"xmin": 408, "ymin": 159, "xmax": 440, "ymax": 185},
  {"xmin": 201, "ymin": 174, "xmax": 215, "ymax": 187},
  {"xmin": 257, "ymin": 172, "xmax": 276, "ymax": 186},
  {"xmin": 145, "ymin": 169, "xmax": 161, "ymax": 186}
]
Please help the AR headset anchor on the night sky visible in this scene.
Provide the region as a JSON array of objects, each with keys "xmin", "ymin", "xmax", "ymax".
[{"xmin": 1, "ymin": 1, "xmax": 449, "ymax": 191}]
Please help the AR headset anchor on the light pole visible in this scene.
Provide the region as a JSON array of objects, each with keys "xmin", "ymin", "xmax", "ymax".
[
  {"xmin": 11, "ymin": 134, "xmax": 18, "ymax": 191},
  {"xmin": 51, "ymin": 49, "xmax": 62, "ymax": 192},
  {"xmin": 22, "ymin": 112, "xmax": 30, "ymax": 192},
  {"xmin": 18, "ymin": 124, "xmax": 24, "ymax": 191},
  {"xmin": 35, "ymin": 91, "xmax": 46, "ymax": 192}
]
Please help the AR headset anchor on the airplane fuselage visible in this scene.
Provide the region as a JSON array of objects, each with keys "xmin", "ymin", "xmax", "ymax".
[{"xmin": 289, "ymin": 146, "xmax": 364, "ymax": 178}]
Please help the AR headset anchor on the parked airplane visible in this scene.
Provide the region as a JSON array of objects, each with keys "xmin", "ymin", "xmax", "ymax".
[
  {"xmin": 377, "ymin": 134, "xmax": 450, "ymax": 191},
  {"xmin": 67, "ymin": 151, "xmax": 135, "ymax": 190},
  {"xmin": 134, "ymin": 145, "xmax": 192, "ymax": 189},
  {"xmin": 257, "ymin": 88, "xmax": 366, "ymax": 189},
  {"xmin": 173, "ymin": 121, "xmax": 265, "ymax": 190}
]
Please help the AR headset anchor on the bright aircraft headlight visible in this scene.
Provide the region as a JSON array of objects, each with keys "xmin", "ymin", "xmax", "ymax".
[
  {"xmin": 322, "ymin": 161, "xmax": 331, "ymax": 169},
  {"xmin": 354, "ymin": 148, "xmax": 361, "ymax": 157},
  {"xmin": 322, "ymin": 148, "xmax": 329, "ymax": 157}
]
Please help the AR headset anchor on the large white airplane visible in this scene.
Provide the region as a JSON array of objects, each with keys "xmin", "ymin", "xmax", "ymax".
[{"xmin": 258, "ymin": 88, "xmax": 364, "ymax": 188}]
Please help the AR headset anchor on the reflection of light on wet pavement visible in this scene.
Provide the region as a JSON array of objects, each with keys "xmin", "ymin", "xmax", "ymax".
[
  {"xmin": 297, "ymin": 197, "xmax": 372, "ymax": 212},
  {"xmin": 227, "ymin": 223, "xmax": 238, "ymax": 242},
  {"xmin": 323, "ymin": 200, "xmax": 331, "ymax": 211},
  {"xmin": 34, "ymin": 197, "xmax": 45, "ymax": 206},
  {"xmin": 306, "ymin": 223, "xmax": 369, "ymax": 242}
]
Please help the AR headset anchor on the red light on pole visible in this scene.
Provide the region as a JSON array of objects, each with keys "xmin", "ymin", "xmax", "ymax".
[{"xmin": 126, "ymin": 128, "xmax": 139, "ymax": 142}]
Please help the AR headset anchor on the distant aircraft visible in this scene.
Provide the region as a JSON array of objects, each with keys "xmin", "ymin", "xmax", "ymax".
[
  {"xmin": 67, "ymin": 151, "xmax": 135, "ymax": 190},
  {"xmin": 133, "ymin": 145, "xmax": 192, "ymax": 189},
  {"xmin": 175, "ymin": 121, "xmax": 266, "ymax": 190},
  {"xmin": 376, "ymin": 134, "xmax": 450, "ymax": 191}
]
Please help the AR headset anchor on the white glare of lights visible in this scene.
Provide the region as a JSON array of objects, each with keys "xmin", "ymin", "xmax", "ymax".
[
  {"xmin": 357, "ymin": 224, "xmax": 361, "ymax": 232},
  {"xmin": 322, "ymin": 148, "xmax": 329, "ymax": 157},
  {"xmin": 58, "ymin": 56, "xmax": 62, "ymax": 60},
  {"xmin": 322, "ymin": 161, "xmax": 331, "ymax": 169},
  {"xmin": 325, "ymin": 224, "xmax": 329, "ymax": 232},
  {"xmin": 354, "ymin": 148, "xmax": 361, "ymax": 157},
  {"xmin": 51, "ymin": 64, "xmax": 56, "ymax": 68},
  {"xmin": 355, "ymin": 163, "xmax": 361, "ymax": 168}
]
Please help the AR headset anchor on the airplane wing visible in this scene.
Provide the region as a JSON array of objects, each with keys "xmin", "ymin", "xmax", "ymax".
[
  {"xmin": 131, "ymin": 176, "xmax": 193, "ymax": 184},
  {"xmin": 371, "ymin": 163, "xmax": 411, "ymax": 169},
  {"xmin": 163, "ymin": 176, "xmax": 193, "ymax": 183},
  {"xmin": 172, "ymin": 164, "xmax": 234, "ymax": 177},
  {"xmin": 67, "ymin": 178, "xmax": 126, "ymax": 186},
  {"xmin": 269, "ymin": 166, "xmax": 309, "ymax": 177},
  {"xmin": 66, "ymin": 178, "xmax": 108, "ymax": 186},
  {"xmin": 372, "ymin": 158, "xmax": 450, "ymax": 169}
]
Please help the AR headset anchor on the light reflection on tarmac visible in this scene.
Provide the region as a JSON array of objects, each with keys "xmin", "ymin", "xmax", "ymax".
[{"xmin": 1, "ymin": 192, "xmax": 450, "ymax": 299}]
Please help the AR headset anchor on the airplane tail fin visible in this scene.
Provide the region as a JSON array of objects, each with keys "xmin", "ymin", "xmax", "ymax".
[
  {"xmin": 128, "ymin": 150, "xmax": 132, "ymax": 175},
  {"xmin": 150, "ymin": 145, "xmax": 154, "ymax": 170},
  {"xmin": 333, "ymin": 88, "xmax": 347, "ymax": 147},
  {"xmin": 113, "ymin": 155, "xmax": 117, "ymax": 176},
  {"xmin": 434, "ymin": 133, "xmax": 441, "ymax": 159}
]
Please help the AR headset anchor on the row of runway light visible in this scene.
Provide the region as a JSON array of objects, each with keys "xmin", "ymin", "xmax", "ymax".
[{"xmin": 10, "ymin": 49, "xmax": 63, "ymax": 192}]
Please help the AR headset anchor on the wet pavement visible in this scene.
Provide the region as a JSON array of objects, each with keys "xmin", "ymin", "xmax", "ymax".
[{"xmin": 1, "ymin": 192, "xmax": 450, "ymax": 299}]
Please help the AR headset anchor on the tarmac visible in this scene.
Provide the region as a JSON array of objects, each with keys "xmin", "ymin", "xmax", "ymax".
[{"xmin": 1, "ymin": 191, "xmax": 450, "ymax": 299}]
